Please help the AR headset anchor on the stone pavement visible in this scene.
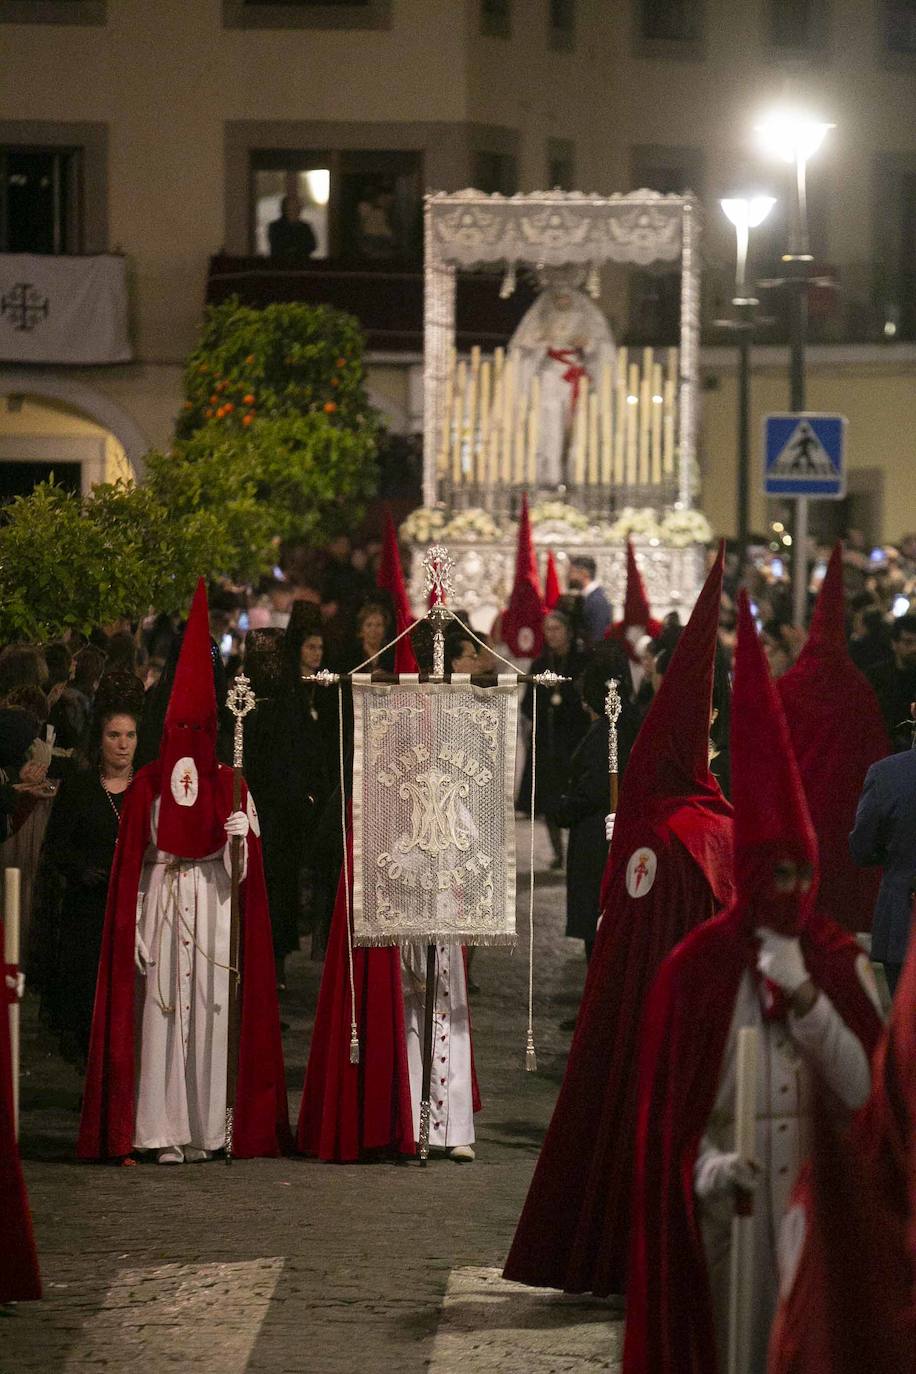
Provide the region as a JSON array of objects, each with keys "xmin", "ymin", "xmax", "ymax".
[{"xmin": 3, "ymin": 824, "xmax": 624, "ymax": 1373}]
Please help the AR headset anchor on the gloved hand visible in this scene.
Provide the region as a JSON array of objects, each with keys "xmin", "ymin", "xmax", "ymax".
[
  {"xmin": 755, "ymin": 927, "xmax": 808, "ymax": 994},
  {"xmin": 5, "ymin": 969, "xmax": 25, "ymax": 1000},
  {"xmin": 225, "ymin": 810, "xmax": 250, "ymax": 841},
  {"xmin": 695, "ymin": 1149, "xmax": 760, "ymax": 1200},
  {"xmin": 135, "ymin": 927, "xmax": 151, "ymax": 975},
  {"xmin": 28, "ymin": 737, "xmax": 53, "ymax": 772},
  {"xmin": 605, "ymin": 813, "xmax": 616, "ymax": 843}
]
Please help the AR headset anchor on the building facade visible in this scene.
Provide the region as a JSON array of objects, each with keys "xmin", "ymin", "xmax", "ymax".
[{"xmin": 1, "ymin": 0, "xmax": 915, "ymax": 539}]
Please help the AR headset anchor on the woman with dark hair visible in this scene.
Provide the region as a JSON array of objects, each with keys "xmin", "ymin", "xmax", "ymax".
[
  {"xmin": 343, "ymin": 601, "xmax": 395, "ymax": 674},
  {"xmin": 39, "ymin": 673, "xmax": 142, "ymax": 1066}
]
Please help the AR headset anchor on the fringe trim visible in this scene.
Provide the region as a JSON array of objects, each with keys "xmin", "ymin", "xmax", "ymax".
[{"xmin": 352, "ymin": 931, "xmax": 518, "ymax": 950}]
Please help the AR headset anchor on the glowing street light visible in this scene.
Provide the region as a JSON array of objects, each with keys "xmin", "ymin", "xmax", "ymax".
[
  {"xmin": 755, "ymin": 111, "xmax": 833, "ymax": 257},
  {"xmin": 720, "ymin": 195, "xmax": 777, "ymax": 301}
]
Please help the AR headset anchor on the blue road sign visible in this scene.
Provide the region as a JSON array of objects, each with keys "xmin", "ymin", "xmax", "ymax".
[{"xmin": 763, "ymin": 413, "xmax": 847, "ymax": 498}]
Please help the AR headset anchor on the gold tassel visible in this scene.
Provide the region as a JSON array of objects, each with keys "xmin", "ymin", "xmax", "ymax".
[
  {"xmin": 525, "ymin": 1029, "xmax": 538, "ymax": 1073},
  {"xmin": 349, "ymin": 1029, "xmax": 360, "ymax": 1065}
]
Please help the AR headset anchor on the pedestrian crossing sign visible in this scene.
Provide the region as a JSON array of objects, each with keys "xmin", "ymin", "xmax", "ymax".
[{"xmin": 763, "ymin": 413, "xmax": 846, "ymax": 498}]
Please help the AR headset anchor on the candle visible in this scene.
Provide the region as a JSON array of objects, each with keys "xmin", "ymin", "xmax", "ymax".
[
  {"xmin": 626, "ymin": 362, "xmax": 639, "ymax": 488},
  {"xmin": 639, "ymin": 351, "xmax": 652, "ymax": 486},
  {"xmin": 600, "ymin": 361, "xmax": 613, "ymax": 486},
  {"xmin": 440, "ymin": 351, "xmax": 454, "ymax": 480},
  {"xmin": 501, "ymin": 355, "xmax": 515, "ymax": 488},
  {"xmin": 613, "ymin": 345, "xmax": 628, "ymax": 488},
  {"xmin": 465, "ymin": 351, "xmax": 479, "ymax": 484},
  {"xmin": 651, "ymin": 362, "xmax": 663, "ymax": 486},
  {"xmin": 452, "ymin": 359, "xmax": 466, "ymax": 487},
  {"xmin": 478, "ymin": 359, "xmax": 492, "ymax": 488},
  {"xmin": 734, "ymin": 1025, "xmax": 758, "ymax": 1162},
  {"xmin": 573, "ymin": 375, "xmax": 589, "ymax": 486},
  {"xmin": 527, "ymin": 375, "xmax": 540, "ymax": 487},
  {"xmin": 663, "ymin": 377, "xmax": 676, "ymax": 476},
  {"xmin": 4, "ymin": 867, "xmax": 19, "ymax": 966},
  {"xmin": 588, "ymin": 390, "xmax": 599, "ymax": 487}
]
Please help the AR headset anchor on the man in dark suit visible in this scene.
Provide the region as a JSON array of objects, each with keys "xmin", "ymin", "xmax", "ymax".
[
  {"xmin": 568, "ymin": 556, "xmax": 612, "ymax": 649},
  {"xmin": 865, "ymin": 612, "xmax": 916, "ymax": 751},
  {"xmin": 849, "ymin": 709, "xmax": 916, "ymax": 994},
  {"xmin": 268, "ymin": 196, "xmax": 318, "ymax": 260}
]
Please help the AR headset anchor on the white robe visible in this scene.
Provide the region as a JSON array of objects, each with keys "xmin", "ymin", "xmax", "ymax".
[
  {"xmin": 133, "ymin": 800, "xmax": 246, "ymax": 1153},
  {"xmin": 401, "ymin": 941, "xmax": 474, "ymax": 1149},
  {"xmin": 695, "ymin": 967, "xmax": 873, "ymax": 1373}
]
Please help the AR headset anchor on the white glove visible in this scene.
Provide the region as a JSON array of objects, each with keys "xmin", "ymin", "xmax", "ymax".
[
  {"xmin": 5, "ymin": 970, "xmax": 25, "ymax": 999},
  {"xmin": 224, "ymin": 810, "xmax": 250, "ymax": 840},
  {"xmin": 695, "ymin": 1150, "xmax": 760, "ymax": 1200},
  {"xmin": 135, "ymin": 927, "xmax": 151, "ymax": 975},
  {"xmin": 605, "ymin": 813, "xmax": 616, "ymax": 843},
  {"xmin": 755, "ymin": 927, "xmax": 808, "ymax": 994},
  {"xmin": 28, "ymin": 737, "xmax": 53, "ymax": 772}
]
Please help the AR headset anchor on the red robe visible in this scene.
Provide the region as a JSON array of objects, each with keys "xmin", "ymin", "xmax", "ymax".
[
  {"xmin": 621, "ymin": 907, "xmax": 883, "ymax": 1374},
  {"xmin": 505, "ymin": 543, "xmax": 732, "ymax": 1297},
  {"xmin": 777, "ymin": 544, "xmax": 889, "ymax": 931},
  {"xmin": 77, "ymin": 763, "xmax": 291, "ymax": 1160},
  {"xmin": 1, "ymin": 916, "xmax": 40, "ymax": 1301},
  {"xmin": 769, "ymin": 913, "xmax": 916, "ymax": 1374},
  {"xmin": 298, "ymin": 829, "xmax": 481, "ymax": 1161}
]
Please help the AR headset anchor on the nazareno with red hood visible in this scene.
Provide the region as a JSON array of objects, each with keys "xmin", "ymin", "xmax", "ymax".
[
  {"xmin": 622, "ymin": 592, "xmax": 883, "ymax": 1374},
  {"xmin": 605, "ymin": 539, "xmax": 662, "ymax": 658},
  {"xmin": 78, "ymin": 580, "xmax": 290, "ymax": 1161},
  {"xmin": 1, "ymin": 911, "xmax": 41, "ymax": 1301},
  {"xmin": 776, "ymin": 542, "xmax": 889, "ymax": 931},
  {"xmin": 504, "ymin": 545, "xmax": 733, "ymax": 1297}
]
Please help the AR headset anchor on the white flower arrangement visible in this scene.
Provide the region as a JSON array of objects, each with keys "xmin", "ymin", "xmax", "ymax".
[
  {"xmin": 441, "ymin": 507, "xmax": 504, "ymax": 542},
  {"xmin": 605, "ymin": 506, "xmax": 665, "ymax": 543},
  {"xmin": 659, "ymin": 508, "xmax": 713, "ymax": 547},
  {"xmin": 399, "ymin": 506, "xmax": 446, "ymax": 544},
  {"xmin": 529, "ymin": 501, "xmax": 590, "ymax": 532}
]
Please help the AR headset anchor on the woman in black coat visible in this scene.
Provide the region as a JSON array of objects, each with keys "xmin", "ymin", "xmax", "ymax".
[
  {"xmin": 518, "ymin": 611, "xmax": 588, "ymax": 868},
  {"xmin": 549, "ymin": 651, "xmax": 640, "ymax": 962}
]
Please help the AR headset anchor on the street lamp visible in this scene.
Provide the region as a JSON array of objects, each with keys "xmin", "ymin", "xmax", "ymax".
[
  {"xmin": 718, "ymin": 195, "xmax": 776, "ymax": 562},
  {"xmin": 755, "ymin": 110, "xmax": 833, "ymax": 624}
]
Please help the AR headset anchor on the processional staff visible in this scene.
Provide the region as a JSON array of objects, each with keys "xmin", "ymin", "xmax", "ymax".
[
  {"xmin": 605, "ymin": 680, "xmax": 622, "ymax": 815},
  {"xmin": 224, "ymin": 671, "xmax": 256, "ymax": 1165}
]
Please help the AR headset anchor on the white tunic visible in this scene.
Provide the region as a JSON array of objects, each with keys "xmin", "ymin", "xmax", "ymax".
[
  {"xmin": 696, "ymin": 968, "xmax": 872, "ymax": 1373},
  {"xmin": 401, "ymin": 941, "xmax": 474, "ymax": 1149},
  {"xmin": 133, "ymin": 800, "xmax": 245, "ymax": 1153}
]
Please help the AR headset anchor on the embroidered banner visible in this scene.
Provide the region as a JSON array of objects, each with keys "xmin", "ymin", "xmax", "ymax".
[
  {"xmin": 351, "ymin": 677, "xmax": 519, "ymax": 948},
  {"xmin": 0, "ymin": 253, "xmax": 132, "ymax": 364}
]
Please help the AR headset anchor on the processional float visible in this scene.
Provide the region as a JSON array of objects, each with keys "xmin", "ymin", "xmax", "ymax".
[
  {"xmin": 407, "ymin": 187, "xmax": 709, "ymax": 627},
  {"xmin": 303, "ymin": 545, "xmax": 623, "ymax": 1164}
]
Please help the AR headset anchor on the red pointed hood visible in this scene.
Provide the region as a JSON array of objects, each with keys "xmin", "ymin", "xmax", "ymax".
[
  {"xmin": 610, "ymin": 543, "xmax": 733, "ymax": 905},
  {"xmin": 377, "ymin": 509, "xmax": 419, "ymax": 673},
  {"xmin": 502, "ymin": 493, "xmax": 544, "ymax": 657},
  {"xmin": 156, "ymin": 578, "xmax": 225, "ymax": 859},
  {"xmin": 544, "ymin": 549, "xmax": 561, "ymax": 611},
  {"xmin": 731, "ymin": 591, "xmax": 818, "ymax": 933},
  {"xmin": 607, "ymin": 541, "xmax": 662, "ymax": 656},
  {"xmin": 776, "ymin": 542, "xmax": 889, "ymax": 929}
]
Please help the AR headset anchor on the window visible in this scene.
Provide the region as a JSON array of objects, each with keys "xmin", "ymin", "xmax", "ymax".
[
  {"xmin": 249, "ymin": 148, "xmax": 421, "ymax": 262},
  {"xmin": 885, "ymin": 0, "xmax": 916, "ymax": 53},
  {"xmin": 549, "ymin": 0, "xmax": 575, "ymax": 48},
  {"xmin": 639, "ymin": 0, "xmax": 701, "ymax": 42},
  {"xmin": 223, "ymin": 0, "xmax": 390, "ymax": 29},
  {"xmin": 767, "ymin": 0, "xmax": 826, "ymax": 50},
  {"xmin": 0, "ymin": 1, "xmax": 105, "ymax": 24},
  {"xmin": 547, "ymin": 138, "xmax": 575, "ymax": 191},
  {"xmin": 472, "ymin": 151, "xmax": 518, "ymax": 196},
  {"xmin": 628, "ymin": 147, "xmax": 701, "ymax": 343},
  {"xmin": 481, "ymin": 0, "xmax": 510, "ymax": 38},
  {"xmin": 0, "ymin": 146, "xmax": 82, "ymax": 253}
]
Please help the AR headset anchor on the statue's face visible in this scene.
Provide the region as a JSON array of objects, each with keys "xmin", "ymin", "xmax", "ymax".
[{"xmin": 550, "ymin": 289, "xmax": 574, "ymax": 312}]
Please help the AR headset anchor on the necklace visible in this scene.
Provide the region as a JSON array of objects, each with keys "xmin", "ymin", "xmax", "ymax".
[{"xmin": 101, "ymin": 769, "xmax": 132, "ymax": 824}]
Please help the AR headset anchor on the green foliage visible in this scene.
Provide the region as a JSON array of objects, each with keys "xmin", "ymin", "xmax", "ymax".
[{"xmin": 0, "ymin": 297, "xmax": 381, "ymax": 639}]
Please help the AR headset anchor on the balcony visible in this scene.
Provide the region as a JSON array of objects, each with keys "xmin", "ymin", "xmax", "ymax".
[{"xmin": 205, "ymin": 256, "xmax": 537, "ymax": 354}]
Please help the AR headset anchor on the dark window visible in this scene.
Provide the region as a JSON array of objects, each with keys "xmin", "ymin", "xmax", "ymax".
[
  {"xmin": 249, "ymin": 148, "xmax": 421, "ymax": 263},
  {"xmin": 472, "ymin": 151, "xmax": 518, "ymax": 196},
  {"xmin": 547, "ymin": 139, "xmax": 575, "ymax": 190},
  {"xmin": 769, "ymin": 0, "xmax": 818, "ymax": 47},
  {"xmin": 628, "ymin": 152, "xmax": 698, "ymax": 344},
  {"xmin": 0, "ymin": 146, "xmax": 82, "ymax": 253},
  {"xmin": 639, "ymin": 0, "xmax": 700, "ymax": 41},
  {"xmin": 885, "ymin": 0, "xmax": 916, "ymax": 52},
  {"xmin": 899, "ymin": 173, "xmax": 916, "ymax": 338},
  {"xmin": 550, "ymin": 0, "xmax": 574, "ymax": 34},
  {"xmin": 0, "ymin": 460, "xmax": 81, "ymax": 504},
  {"xmin": 481, "ymin": 0, "xmax": 510, "ymax": 38}
]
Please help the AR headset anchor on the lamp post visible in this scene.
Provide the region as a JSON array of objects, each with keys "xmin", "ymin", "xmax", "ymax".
[
  {"xmin": 718, "ymin": 195, "xmax": 776, "ymax": 561},
  {"xmin": 756, "ymin": 112, "xmax": 834, "ymax": 626}
]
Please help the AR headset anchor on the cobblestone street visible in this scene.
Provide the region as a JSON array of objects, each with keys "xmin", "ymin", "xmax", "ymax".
[{"xmin": 4, "ymin": 827, "xmax": 624, "ymax": 1373}]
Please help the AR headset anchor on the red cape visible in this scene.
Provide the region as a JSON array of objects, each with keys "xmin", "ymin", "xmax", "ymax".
[
  {"xmin": 502, "ymin": 494, "xmax": 545, "ymax": 658},
  {"xmin": 769, "ymin": 913, "xmax": 916, "ymax": 1374},
  {"xmin": 0, "ymin": 917, "xmax": 41, "ymax": 1301},
  {"xmin": 777, "ymin": 545, "xmax": 889, "ymax": 931},
  {"xmin": 377, "ymin": 509, "xmax": 419, "ymax": 675},
  {"xmin": 298, "ymin": 829, "xmax": 481, "ymax": 1161},
  {"xmin": 505, "ymin": 547, "xmax": 733, "ymax": 1297},
  {"xmin": 621, "ymin": 907, "xmax": 883, "ymax": 1374},
  {"xmin": 77, "ymin": 763, "xmax": 291, "ymax": 1160}
]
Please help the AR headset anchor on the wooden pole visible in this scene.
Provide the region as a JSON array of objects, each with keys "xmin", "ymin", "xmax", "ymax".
[
  {"xmin": 5, "ymin": 867, "xmax": 20, "ymax": 1140},
  {"xmin": 727, "ymin": 1026, "xmax": 759, "ymax": 1374}
]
